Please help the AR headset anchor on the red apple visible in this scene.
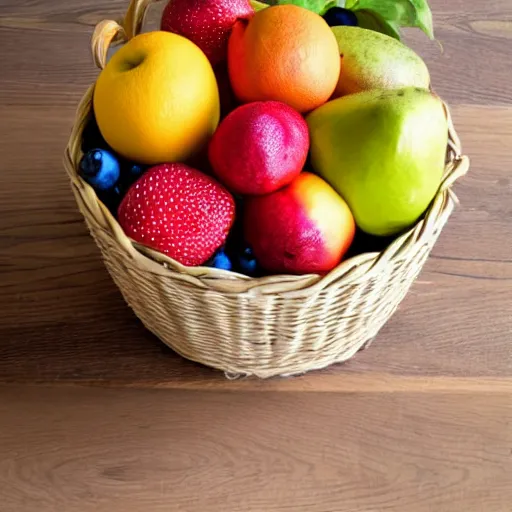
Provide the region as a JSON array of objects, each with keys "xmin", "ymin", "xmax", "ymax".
[
  {"xmin": 209, "ymin": 101, "xmax": 309, "ymax": 195},
  {"xmin": 161, "ymin": 0, "xmax": 254, "ymax": 65}
]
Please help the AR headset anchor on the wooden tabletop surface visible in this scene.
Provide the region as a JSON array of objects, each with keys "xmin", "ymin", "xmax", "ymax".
[{"xmin": 1, "ymin": 0, "xmax": 511, "ymax": 510}]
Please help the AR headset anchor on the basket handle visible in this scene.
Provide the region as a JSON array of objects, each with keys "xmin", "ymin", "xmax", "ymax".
[
  {"xmin": 91, "ymin": 0, "xmax": 162, "ymax": 70},
  {"xmin": 440, "ymin": 102, "xmax": 470, "ymax": 192}
]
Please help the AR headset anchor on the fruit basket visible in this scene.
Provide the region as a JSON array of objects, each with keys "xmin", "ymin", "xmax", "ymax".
[{"xmin": 64, "ymin": 0, "xmax": 469, "ymax": 378}]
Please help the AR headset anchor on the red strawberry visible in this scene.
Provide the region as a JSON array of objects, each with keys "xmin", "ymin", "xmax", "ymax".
[
  {"xmin": 118, "ymin": 163, "xmax": 235, "ymax": 266},
  {"xmin": 160, "ymin": 0, "xmax": 254, "ymax": 66}
]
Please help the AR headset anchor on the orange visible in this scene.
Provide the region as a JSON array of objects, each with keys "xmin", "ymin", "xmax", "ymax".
[
  {"xmin": 93, "ymin": 31, "xmax": 220, "ymax": 165},
  {"xmin": 227, "ymin": 5, "xmax": 340, "ymax": 113}
]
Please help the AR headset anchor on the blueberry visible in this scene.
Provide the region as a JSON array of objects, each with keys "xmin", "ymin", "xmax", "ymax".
[
  {"xmin": 79, "ymin": 149, "xmax": 121, "ymax": 191},
  {"xmin": 210, "ymin": 247, "xmax": 233, "ymax": 271},
  {"xmin": 323, "ymin": 7, "xmax": 358, "ymax": 27},
  {"xmin": 237, "ymin": 246, "xmax": 259, "ymax": 277}
]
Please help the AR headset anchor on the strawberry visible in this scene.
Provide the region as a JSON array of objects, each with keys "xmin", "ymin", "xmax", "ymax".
[
  {"xmin": 160, "ymin": 0, "xmax": 254, "ymax": 66},
  {"xmin": 118, "ymin": 163, "xmax": 235, "ymax": 266}
]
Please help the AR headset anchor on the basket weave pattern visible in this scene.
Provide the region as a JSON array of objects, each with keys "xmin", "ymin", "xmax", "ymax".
[{"xmin": 64, "ymin": 0, "xmax": 470, "ymax": 378}]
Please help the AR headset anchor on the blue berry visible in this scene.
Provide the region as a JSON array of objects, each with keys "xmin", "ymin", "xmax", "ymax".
[
  {"xmin": 210, "ymin": 248, "xmax": 233, "ymax": 271},
  {"xmin": 323, "ymin": 7, "xmax": 358, "ymax": 27},
  {"xmin": 79, "ymin": 149, "xmax": 120, "ymax": 191},
  {"xmin": 237, "ymin": 246, "xmax": 259, "ymax": 277}
]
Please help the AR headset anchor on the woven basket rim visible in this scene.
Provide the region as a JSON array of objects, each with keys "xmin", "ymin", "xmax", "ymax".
[{"xmin": 63, "ymin": 0, "xmax": 470, "ymax": 298}]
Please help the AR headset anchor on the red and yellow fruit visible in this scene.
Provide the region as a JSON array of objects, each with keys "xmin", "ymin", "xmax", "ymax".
[{"xmin": 244, "ymin": 172, "xmax": 355, "ymax": 274}]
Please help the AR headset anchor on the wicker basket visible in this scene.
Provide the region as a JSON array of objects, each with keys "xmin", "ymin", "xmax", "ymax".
[{"xmin": 64, "ymin": 0, "xmax": 470, "ymax": 378}]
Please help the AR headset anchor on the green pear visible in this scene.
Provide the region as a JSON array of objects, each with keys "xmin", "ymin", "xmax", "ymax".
[
  {"xmin": 332, "ymin": 26, "xmax": 430, "ymax": 97},
  {"xmin": 307, "ymin": 87, "xmax": 448, "ymax": 237}
]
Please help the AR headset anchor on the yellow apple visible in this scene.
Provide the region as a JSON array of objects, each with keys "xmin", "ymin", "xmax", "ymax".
[{"xmin": 93, "ymin": 31, "xmax": 220, "ymax": 165}]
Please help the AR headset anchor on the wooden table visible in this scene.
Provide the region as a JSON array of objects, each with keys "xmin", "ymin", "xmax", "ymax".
[{"xmin": 1, "ymin": 1, "xmax": 511, "ymax": 510}]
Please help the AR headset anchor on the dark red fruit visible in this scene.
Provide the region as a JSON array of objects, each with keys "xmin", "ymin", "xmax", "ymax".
[{"xmin": 161, "ymin": 0, "xmax": 254, "ymax": 66}]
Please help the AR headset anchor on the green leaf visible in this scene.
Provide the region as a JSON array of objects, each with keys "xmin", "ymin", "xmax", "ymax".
[
  {"xmin": 354, "ymin": 10, "xmax": 401, "ymax": 39},
  {"xmin": 346, "ymin": 0, "xmax": 434, "ymax": 39},
  {"xmin": 276, "ymin": 0, "xmax": 334, "ymax": 15},
  {"xmin": 406, "ymin": 0, "xmax": 434, "ymax": 38}
]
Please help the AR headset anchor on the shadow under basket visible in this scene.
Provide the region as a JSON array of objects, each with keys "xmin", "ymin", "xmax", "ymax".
[{"xmin": 63, "ymin": 0, "xmax": 470, "ymax": 379}]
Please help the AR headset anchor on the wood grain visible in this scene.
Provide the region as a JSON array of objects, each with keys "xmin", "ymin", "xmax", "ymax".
[{"xmin": 1, "ymin": 385, "xmax": 512, "ymax": 512}]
